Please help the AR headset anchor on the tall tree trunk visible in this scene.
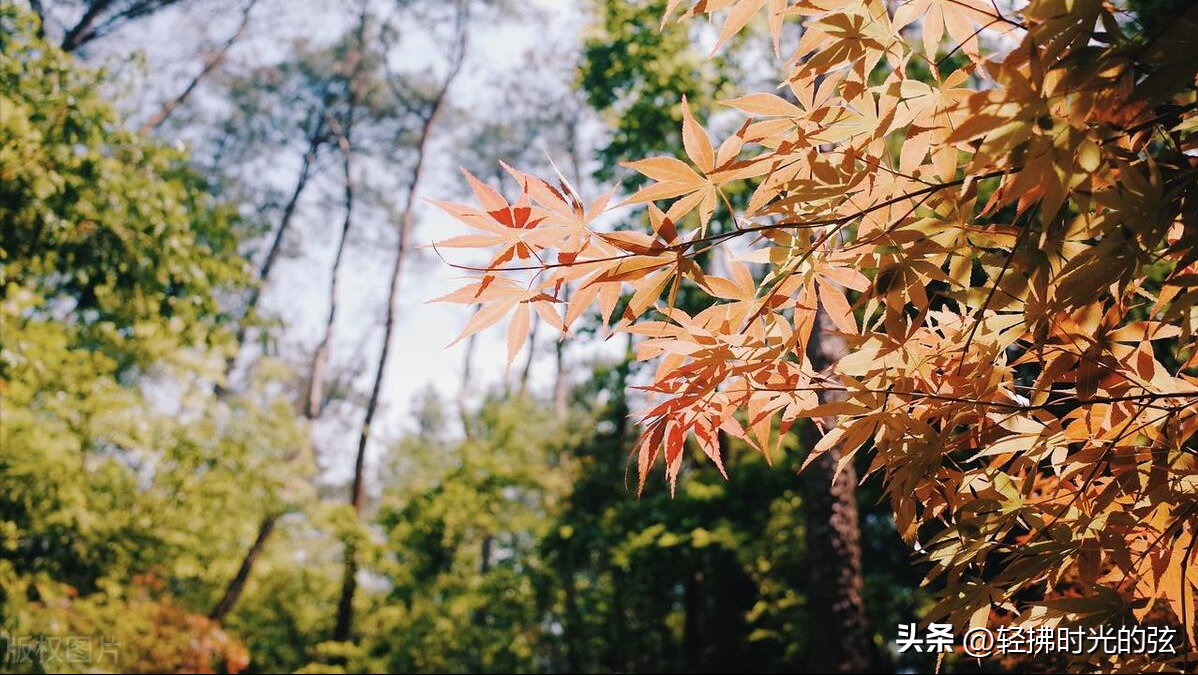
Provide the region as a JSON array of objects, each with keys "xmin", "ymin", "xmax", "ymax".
[
  {"xmin": 207, "ymin": 129, "xmax": 324, "ymax": 614},
  {"xmin": 517, "ymin": 314, "xmax": 539, "ymax": 396},
  {"xmin": 333, "ymin": 2, "xmax": 470, "ymax": 641},
  {"xmin": 303, "ymin": 138, "xmax": 352, "ymax": 419},
  {"xmin": 250, "ymin": 120, "xmax": 325, "ymax": 305},
  {"xmin": 305, "ymin": 13, "xmax": 365, "ymax": 420},
  {"xmin": 553, "ymin": 116, "xmax": 585, "ymax": 415},
  {"xmin": 209, "ymin": 513, "xmax": 277, "ymax": 622},
  {"xmin": 139, "ymin": 0, "xmax": 257, "ymax": 135},
  {"xmin": 61, "ymin": 0, "xmax": 186, "ymax": 53},
  {"xmin": 207, "ymin": 112, "xmax": 327, "ymax": 619},
  {"xmin": 220, "ymin": 119, "xmax": 325, "ymax": 390},
  {"xmin": 458, "ymin": 324, "xmax": 479, "ymax": 439},
  {"xmin": 799, "ymin": 310, "xmax": 874, "ymax": 673}
]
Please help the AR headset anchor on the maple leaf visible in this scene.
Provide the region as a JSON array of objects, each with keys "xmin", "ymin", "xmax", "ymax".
[
  {"xmin": 623, "ymin": 97, "xmax": 725, "ymax": 231},
  {"xmin": 429, "ymin": 169, "xmax": 554, "ymax": 269}
]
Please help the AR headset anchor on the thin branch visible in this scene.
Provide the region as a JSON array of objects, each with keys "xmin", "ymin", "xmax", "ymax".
[
  {"xmin": 139, "ymin": 0, "xmax": 258, "ymax": 135},
  {"xmin": 750, "ymin": 383, "xmax": 1198, "ymax": 413}
]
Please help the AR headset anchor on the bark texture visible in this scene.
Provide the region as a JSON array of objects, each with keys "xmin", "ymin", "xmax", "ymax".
[{"xmin": 799, "ymin": 309, "xmax": 875, "ymax": 673}]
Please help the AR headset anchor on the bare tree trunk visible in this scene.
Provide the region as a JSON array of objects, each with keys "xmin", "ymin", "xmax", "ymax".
[
  {"xmin": 333, "ymin": 2, "xmax": 470, "ymax": 642},
  {"xmin": 458, "ymin": 324, "xmax": 479, "ymax": 438},
  {"xmin": 303, "ymin": 142, "xmax": 351, "ymax": 418},
  {"xmin": 207, "ymin": 123, "xmax": 324, "ymax": 612},
  {"xmin": 207, "ymin": 131, "xmax": 324, "ymax": 615},
  {"xmin": 219, "ymin": 119, "xmax": 325, "ymax": 390},
  {"xmin": 799, "ymin": 310, "xmax": 874, "ymax": 673},
  {"xmin": 209, "ymin": 513, "xmax": 277, "ymax": 622},
  {"xmin": 61, "ymin": 0, "xmax": 186, "ymax": 53},
  {"xmin": 252, "ymin": 122, "xmax": 325, "ymax": 301},
  {"xmin": 517, "ymin": 314, "xmax": 539, "ymax": 396},
  {"xmin": 552, "ymin": 117, "xmax": 585, "ymax": 415},
  {"xmin": 305, "ymin": 14, "xmax": 366, "ymax": 420},
  {"xmin": 139, "ymin": 0, "xmax": 257, "ymax": 135}
]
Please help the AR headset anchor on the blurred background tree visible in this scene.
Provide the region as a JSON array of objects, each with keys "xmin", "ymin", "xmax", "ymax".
[{"xmin": 1, "ymin": 6, "xmax": 306, "ymax": 672}]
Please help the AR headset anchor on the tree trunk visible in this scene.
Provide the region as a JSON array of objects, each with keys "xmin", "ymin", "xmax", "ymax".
[
  {"xmin": 517, "ymin": 314, "xmax": 539, "ymax": 396},
  {"xmin": 303, "ymin": 150, "xmax": 351, "ymax": 419},
  {"xmin": 458, "ymin": 324, "xmax": 479, "ymax": 439},
  {"xmin": 139, "ymin": 0, "xmax": 257, "ymax": 135},
  {"xmin": 552, "ymin": 115, "xmax": 585, "ymax": 415},
  {"xmin": 61, "ymin": 0, "xmax": 186, "ymax": 53},
  {"xmin": 304, "ymin": 14, "xmax": 365, "ymax": 420},
  {"xmin": 208, "ymin": 120, "xmax": 325, "ymax": 613},
  {"xmin": 219, "ymin": 119, "xmax": 325, "ymax": 390},
  {"xmin": 209, "ymin": 513, "xmax": 277, "ymax": 622},
  {"xmin": 333, "ymin": 2, "xmax": 470, "ymax": 641},
  {"xmin": 799, "ymin": 310, "xmax": 874, "ymax": 673}
]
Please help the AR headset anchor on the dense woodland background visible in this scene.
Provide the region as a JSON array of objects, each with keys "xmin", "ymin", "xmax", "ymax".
[{"xmin": 1, "ymin": 0, "xmax": 1186, "ymax": 673}]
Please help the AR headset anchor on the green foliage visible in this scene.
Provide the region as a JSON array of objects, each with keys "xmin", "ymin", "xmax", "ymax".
[
  {"xmin": 0, "ymin": 8, "xmax": 304, "ymax": 672},
  {"xmin": 538, "ymin": 362, "xmax": 811, "ymax": 673},
  {"xmin": 367, "ymin": 396, "xmax": 577, "ymax": 673},
  {"xmin": 0, "ymin": 9, "xmax": 249, "ymax": 371},
  {"xmin": 224, "ymin": 520, "xmax": 344, "ymax": 672},
  {"xmin": 581, "ymin": 0, "xmax": 739, "ymax": 189}
]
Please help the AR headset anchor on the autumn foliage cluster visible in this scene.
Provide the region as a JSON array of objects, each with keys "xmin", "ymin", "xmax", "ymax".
[{"xmin": 435, "ymin": 0, "xmax": 1198, "ymax": 670}]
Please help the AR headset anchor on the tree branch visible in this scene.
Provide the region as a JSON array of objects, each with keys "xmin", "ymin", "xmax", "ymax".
[{"xmin": 139, "ymin": 0, "xmax": 257, "ymax": 135}]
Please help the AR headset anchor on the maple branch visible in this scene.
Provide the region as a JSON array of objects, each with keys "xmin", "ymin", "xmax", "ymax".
[
  {"xmin": 954, "ymin": 0, "xmax": 1027, "ymax": 31},
  {"xmin": 440, "ymin": 93, "xmax": 1191, "ymax": 284},
  {"xmin": 437, "ymin": 166, "xmax": 1014, "ymax": 277},
  {"xmin": 956, "ymin": 206, "xmax": 1037, "ymax": 372},
  {"xmin": 934, "ymin": 14, "xmax": 1009, "ymax": 68},
  {"xmin": 1018, "ymin": 398, "xmax": 1157, "ymax": 548},
  {"xmin": 751, "ymin": 383, "xmax": 1198, "ymax": 414}
]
